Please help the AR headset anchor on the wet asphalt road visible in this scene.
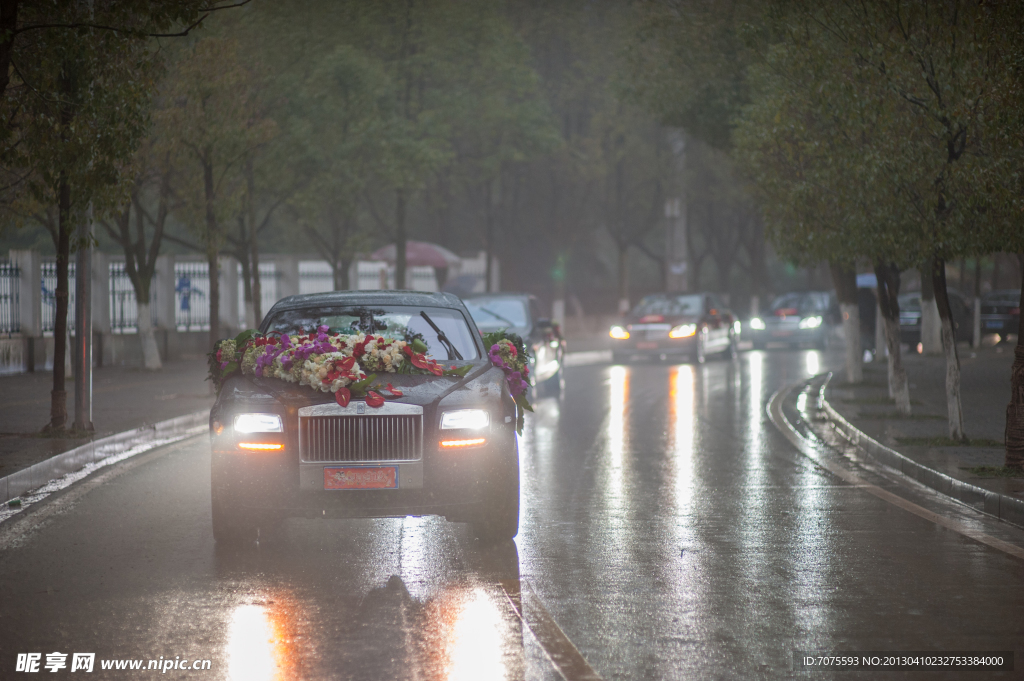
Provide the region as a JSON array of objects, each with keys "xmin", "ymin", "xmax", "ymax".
[{"xmin": 2, "ymin": 349, "xmax": 1024, "ymax": 680}]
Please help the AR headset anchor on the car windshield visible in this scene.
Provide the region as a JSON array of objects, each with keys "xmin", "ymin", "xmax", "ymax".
[
  {"xmin": 898, "ymin": 294, "xmax": 921, "ymax": 312},
  {"xmin": 263, "ymin": 305, "xmax": 479, "ymax": 360},
  {"xmin": 770, "ymin": 293, "xmax": 826, "ymax": 316},
  {"xmin": 633, "ymin": 294, "xmax": 703, "ymax": 316},
  {"xmin": 464, "ymin": 298, "xmax": 529, "ymax": 330}
]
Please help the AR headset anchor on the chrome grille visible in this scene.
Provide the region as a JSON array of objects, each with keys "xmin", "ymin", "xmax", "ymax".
[{"xmin": 300, "ymin": 414, "xmax": 422, "ymax": 462}]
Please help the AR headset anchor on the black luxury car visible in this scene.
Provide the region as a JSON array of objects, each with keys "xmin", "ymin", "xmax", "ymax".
[
  {"xmin": 980, "ymin": 289, "xmax": 1021, "ymax": 338},
  {"xmin": 463, "ymin": 293, "xmax": 567, "ymax": 397},
  {"xmin": 748, "ymin": 292, "xmax": 832, "ymax": 349},
  {"xmin": 209, "ymin": 291, "xmax": 520, "ymax": 544},
  {"xmin": 608, "ymin": 292, "xmax": 738, "ymax": 363}
]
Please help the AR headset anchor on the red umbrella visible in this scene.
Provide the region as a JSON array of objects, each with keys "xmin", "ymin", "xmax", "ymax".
[{"xmin": 368, "ymin": 241, "xmax": 461, "ymax": 268}]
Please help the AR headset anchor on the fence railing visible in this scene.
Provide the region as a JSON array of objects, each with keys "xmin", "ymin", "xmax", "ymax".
[
  {"xmin": 42, "ymin": 261, "xmax": 75, "ymax": 334},
  {"xmin": 109, "ymin": 262, "xmax": 157, "ymax": 334},
  {"xmin": 0, "ymin": 254, "xmax": 484, "ymax": 341},
  {"xmin": 0, "ymin": 261, "xmax": 19, "ymax": 335}
]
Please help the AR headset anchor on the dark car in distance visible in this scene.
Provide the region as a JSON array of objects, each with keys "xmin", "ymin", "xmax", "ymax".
[
  {"xmin": 609, "ymin": 292, "xmax": 738, "ymax": 363},
  {"xmin": 209, "ymin": 291, "xmax": 520, "ymax": 545},
  {"xmin": 463, "ymin": 293, "xmax": 566, "ymax": 397},
  {"xmin": 981, "ymin": 290, "xmax": 1021, "ymax": 338},
  {"xmin": 748, "ymin": 292, "xmax": 832, "ymax": 349},
  {"xmin": 897, "ymin": 291, "xmax": 973, "ymax": 345}
]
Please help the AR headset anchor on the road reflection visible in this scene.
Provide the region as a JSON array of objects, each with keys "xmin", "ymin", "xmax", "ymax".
[{"xmin": 214, "ymin": 532, "xmax": 523, "ymax": 680}]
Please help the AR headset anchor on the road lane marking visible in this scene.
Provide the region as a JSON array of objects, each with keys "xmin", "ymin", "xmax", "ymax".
[
  {"xmin": 768, "ymin": 384, "xmax": 1024, "ymax": 562},
  {"xmin": 499, "ymin": 579, "xmax": 604, "ymax": 681}
]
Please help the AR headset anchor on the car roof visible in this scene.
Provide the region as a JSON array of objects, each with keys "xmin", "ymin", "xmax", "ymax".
[
  {"xmin": 266, "ymin": 290, "xmax": 467, "ymax": 314},
  {"xmin": 463, "ymin": 292, "xmax": 534, "ymax": 301}
]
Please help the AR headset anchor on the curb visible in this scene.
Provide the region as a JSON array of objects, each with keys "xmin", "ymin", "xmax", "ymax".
[
  {"xmin": 819, "ymin": 374, "xmax": 1024, "ymax": 528},
  {"xmin": 0, "ymin": 410, "xmax": 209, "ymax": 505}
]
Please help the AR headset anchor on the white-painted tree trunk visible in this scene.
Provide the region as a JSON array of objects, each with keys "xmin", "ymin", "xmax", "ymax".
[
  {"xmin": 882, "ymin": 313, "xmax": 911, "ymax": 414},
  {"xmin": 136, "ymin": 302, "xmax": 162, "ymax": 370},
  {"xmin": 921, "ymin": 297, "xmax": 942, "ymax": 354},
  {"xmin": 940, "ymin": 315, "xmax": 964, "ymax": 440},
  {"xmin": 840, "ymin": 303, "xmax": 862, "ymax": 383}
]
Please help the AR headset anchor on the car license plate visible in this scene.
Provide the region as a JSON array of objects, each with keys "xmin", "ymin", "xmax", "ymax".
[
  {"xmin": 773, "ymin": 330, "xmax": 794, "ymax": 337},
  {"xmin": 985, "ymin": 320, "xmax": 1002, "ymax": 329},
  {"xmin": 636, "ymin": 341, "xmax": 658, "ymax": 349},
  {"xmin": 324, "ymin": 466, "xmax": 398, "ymax": 490}
]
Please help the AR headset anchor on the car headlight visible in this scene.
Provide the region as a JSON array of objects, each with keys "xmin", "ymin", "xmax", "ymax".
[
  {"xmin": 750, "ymin": 317, "xmax": 766, "ymax": 330},
  {"xmin": 440, "ymin": 409, "xmax": 489, "ymax": 430},
  {"xmin": 233, "ymin": 413, "xmax": 283, "ymax": 433},
  {"xmin": 609, "ymin": 325, "xmax": 630, "ymax": 340},
  {"xmin": 669, "ymin": 323, "xmax": 697, "ymax": 339},
  {"xmin": 733, "ymin": 320, "xmax": 741, "ymax": 334},
  {"xmin": 799, "ymin": 316, "xmax": 823, "ymax": 329}
]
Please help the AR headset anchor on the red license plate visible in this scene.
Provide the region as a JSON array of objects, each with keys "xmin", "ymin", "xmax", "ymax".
[
  {"xmin": 324, "ymin": 466, "xmax": 398, "ymax": 490},
  {"xmin": 636, "ymin": 341, "xmax": 658, "ymax": 349}
]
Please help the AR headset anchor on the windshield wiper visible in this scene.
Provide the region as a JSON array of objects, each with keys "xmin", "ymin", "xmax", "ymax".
[
  {"xmin": 419, "ymin": 311, "xmax": 463, "ymax": 361},
  {"xmin": 479, "ymin": 307, "xmax": 516, "ymax": 328}
]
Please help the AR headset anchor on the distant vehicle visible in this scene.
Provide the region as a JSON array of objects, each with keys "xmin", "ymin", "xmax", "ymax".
[
  {"xmin": 897, "ymin": 291, "xmax": 972, "ymax": 345},
  {"xmin": 463, "ymin": 293, "xmax": 566, "ymax": 397},
  {"xmin": 210, "ymin": 291, "xmax": 520, "ymax": 544},
  {"xmin": 608, "ymin": 292, "xmax": 738, "ymax": 363},
  {"xmin": 748, "ymin": 292, "xmax": 831, "ymax": 350},
  {"xmin": 981, "ymin": 290, "xmax": 1021, "ymax": 337}
]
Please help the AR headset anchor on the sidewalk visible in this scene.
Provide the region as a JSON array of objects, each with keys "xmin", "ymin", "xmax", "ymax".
[
  {"xmin": 0, "ymin": 358, "xmax": 214, "ymax": 480},
  {"xmin": 824, "ymin": 343, "xmax": 1021, "ymax": 500}
]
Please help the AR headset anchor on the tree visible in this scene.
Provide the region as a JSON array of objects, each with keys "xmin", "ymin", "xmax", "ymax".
[
  {"xmin": 3, "ymin": 10, "xmax": 158, "ymax": 429},
  {"xmin": 159, "ymin": 36, "xmax": 275, "ymax": 346},
  {"xmin": 100, "ymin": 139, "xmax": 172, "ymax": 370}
]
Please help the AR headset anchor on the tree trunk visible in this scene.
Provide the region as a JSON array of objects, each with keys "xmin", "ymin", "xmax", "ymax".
[
  {"xmin": 49, "ymin": 176, "xmax": 71, "ymax": 431},
  {"xmin": 208, "ymin": 249, "xmax": 220, "ymax": 345},
  {"xmin": 829, "ymin": 261, "xmax": 861, "ymax": 383},
  {"xmin": 932, "ymin": 257, "xmax": 964, "ymax": 441},
  {"xmin": 333, "ymin": 257, "xmax": 351, "ymax": 291},
  {"xmin": 874, "ymin": 261, "xmax": 911, "ymax": 414},
  {"xmin": 203, "ymin": 152, "xmax": 221, "ymax": 345},
  {"xmin": 920, "ymin": 258, "xmax": 942, "ymax": 354},
  {"xmin": 617, "ymin": 243, "xmax": 629, "ymax": 314},
  {"xmin": 246, "ymin": 161, "xmax": 262, "ymax": 324},
  {"xmin": 0, "ymin": 0, "xmax": 17, "ymax": 102},
  {"xmin": 484, "ymin": 180, "xmax": 494, "ymax": 294},
  {"xmin": 1004, "ymin": 255, "xmax": 1024, "ymax": 468},
  {"xmin": 136, "ymin": 302, "xmax": 162, "ymax": 370},
  {"xmin": 395, "ymin": 188, "xmax": 406, "ymax": 290}
]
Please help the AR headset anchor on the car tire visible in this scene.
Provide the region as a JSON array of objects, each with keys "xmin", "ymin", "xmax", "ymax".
[
  {"xmin": 471, "ymin": 438, "xmax": 520, "ymax": 545},
  {"xmin": 724, "ymin": 334, "xmax": 739, "ymax": 360},
  {"xmin": 211, "ymin": 489, "xmax": 258, "ymax": 544},
  {"xmin": 694, "ymin": 333, "xmax": 707, "ymax": 364}
]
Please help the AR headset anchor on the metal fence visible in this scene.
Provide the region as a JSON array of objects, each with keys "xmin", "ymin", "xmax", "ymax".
[
  {"xmin": 174, "ymin": 261, "xmax": 210, "ymax": 331},
  {"xmin": 237, "ymin": 262, "xmax": 282, "ymax": 328},
  {"xmin": 109, "ymin": 262, "xmax": 157, "ymax": 334},
  {"xmin": 299, "ymin": 260, "xmax": 335, "ymax": 295},
  {"xmin": 42, "ymin": 261, "xmax": 75, "ymax": 334},
  {"xmin": 0, "ymin": 261, "xmax": 19, "ymax": 335}
]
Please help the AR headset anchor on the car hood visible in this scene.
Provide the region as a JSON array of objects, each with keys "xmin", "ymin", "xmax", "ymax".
[
  {"xmin": 218, "ymin": 360, "xmax": 500, "ymax": 411},
  {"xmin": 624, "ymin": 314, "xmax": 699, "ymax": 326}
]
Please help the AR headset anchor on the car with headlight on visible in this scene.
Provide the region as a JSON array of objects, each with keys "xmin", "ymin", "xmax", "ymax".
[
  {"xmin": 748, "ymin": 292, "xmax": 831, "ymax": 349},
  {"xmin": 209, "ymin": 291, "xmax": 519, "ymax": 545},
  {"xmin": 463, "ymin": 293, "xmax": 566, "ymax": 397},
  {"xmin": 897, "ymin": 290, "xmax": 973, "ymax": 345},
  {"xmin": 608, "ymin": 292, "xmax": 738, "ymax": 363}
]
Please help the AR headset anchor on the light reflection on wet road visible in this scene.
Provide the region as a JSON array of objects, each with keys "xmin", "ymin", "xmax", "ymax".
[{"xmin": 2, "ymin": 349, "xmax": 1023, "ymax": 679}]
